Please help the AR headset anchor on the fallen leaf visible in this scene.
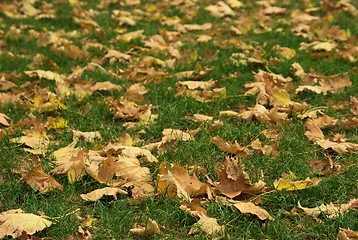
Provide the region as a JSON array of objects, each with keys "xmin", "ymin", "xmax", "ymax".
[
  {"xmin": 274, "ymin": 172, "xmax": 320, "ymax": 191},
  {"xmin": 158, "ymin": 163, "xmax": 211, "ymax": 200},
  {"xmin": 211, "ymin": 136, "xmax": 251, "ymax": 157},
  {"xmin": 188, "ymin": 214, "xmax": 224, "ymax": 235},
  {"xmin": 72, "ymin": 130, "xmax": 102, "ymax": 142},
  {"xmin": 80, "ymin": 187, "xmax": 127, "ymax": 201},
  {"xmin": 129, "ymin": 219, "xmax": 161, "ymax": 236},
  {"xmin": 24, "ymin": 70, "xmax": 65, "ymax": 83},
  {"xmin": 232, "ymin": 201, "xmax": 273, "ymax": 220},
  {"xmin": 297, "ymin": 198, "xmax": 357, "ymax": 218},
  {"xmin": 52, "ymin": 148, "xmax": 88, "ymax": 183},
  {"xmin": 21, "ymin": 165, "xmax": 63, "ymax": 193},
  {"xmin": 90, "ymin": 81, "xmax": 122, "ymax": 92},
  {"xmin": 0, "ymin": 112, "xmax": 11, "ymax": 127},
  {"xmin": 216, "ymin": 158, "xmax": 266, "ymax": 198},
  {"xmin": 0, "ymin": 209, "xmax": 52, "ymax": 239},
  {"xmin": 338, "ymin": 228, "xmax": 358, "ymax": 240}
]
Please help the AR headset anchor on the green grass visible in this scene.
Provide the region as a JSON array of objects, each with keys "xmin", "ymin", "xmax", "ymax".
[{"xmin": 0, "ymin": 0, "xmax": 357, "ymax": 239}]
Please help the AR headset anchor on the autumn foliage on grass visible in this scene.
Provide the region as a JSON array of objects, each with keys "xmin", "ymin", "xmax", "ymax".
[{"xmin": 0, "ymin": 0, "xmax": 357, "ymax": 239}]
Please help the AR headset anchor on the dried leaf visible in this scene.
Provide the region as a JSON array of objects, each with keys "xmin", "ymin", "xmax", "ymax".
[
  {"xmin": 129, "ymin": 219, "xmax": 160, "ymax": 236},
  {"xmin": 297, "ymin": 198, "xmax": 357, "ymax": 218},
  {"xmin": 188, "ymin": 214, "xmax": 224, "ymax": 235},
  {"xmin": 211, "ymin": 136, "xmax": 251, "ymax": 157},
  {"xmin": 0, "ymin": 209, "xmax": 52, "ymax": 239},
  {"xmin": 21, "ymin": 165, "xmax": 63, "ymax": 193},
  {"xmin": 158, "ymin": 163, "xmax": 211, "ymax": 200},
  {"xmin": 72, "ymin": 130, "xmax": 102, "ymax": 142},
  {"xmin": 80, "ymin": 187, "xmax": 127, "ymax": 201},
  {"xmin": 338, "ymin": 228, "xmax": 358, "ymax": 240},
  {"xmin": 274, "ymin": 172, "xmax": 320, "ymax": 191},
  {"xmin": 232, "ymin": 201, "xmax": 273, "ymax": 220},
  {"xmin": 0, "ymin": 112, "xmax": 11, "ymax": 127},
  {"xmin": 216, "ymin": 158, "xmax": 266, "ymax": 198}
]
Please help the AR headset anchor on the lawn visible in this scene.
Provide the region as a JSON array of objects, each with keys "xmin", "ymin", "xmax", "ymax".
[{"xmin": 0, "ymin": 0, "xmax": 357, "ymax": 239}]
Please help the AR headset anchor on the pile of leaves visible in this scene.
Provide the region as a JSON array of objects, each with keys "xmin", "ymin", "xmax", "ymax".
[{"xmin": 0, "ymin": 0, "xmax": 357, "ymax": 239}]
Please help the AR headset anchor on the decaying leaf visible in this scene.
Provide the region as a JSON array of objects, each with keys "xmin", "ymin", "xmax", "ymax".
[
  {"xmin": 338, "ymin": 228, "xmax": 358, "ymax": 240},
  {"xmin": 21, "ymin": 165, "xmax": 63, "ymax": 193},
  {"xmin": 80, "ymin": 187, "xmax": 127, "ymax": 201},
  {"xmin": 232, "ymin": 201, "xmax": 274, "ymax": 220},
  {"xmin": 129, "ymin": 219, "xmax": 161, "ymax": 236},
  {"xmin": 188, "ymin": 214, "xmax": 224, "ymax": 235},
  {"xmin": 0, "ymin": 112, "xmax": 11, "ymax": 127},
  {"xmin": 211, "ymin": 136, "xmax": 251, "ymax": 157},
  {"xmin": 158, "ymin": 163, "xmax": 211, "ymax": 200},
  {"xmin": 72, "ymin": 130, "xmax": 102, "ymax": 142},
  {"xmin": 215, "ymin": 158, "xmax": 266, "ymax": 198},
  {"xmin": 0, "ymin": 209, "xmax": 52, "ymax": 239},
  {"xmin": 297, "ymin": 198, "xmax": 357, "ymax": 218},
  {"xmin": 274, "ymin": 172, "xmax": 320, "ymax": 191}
]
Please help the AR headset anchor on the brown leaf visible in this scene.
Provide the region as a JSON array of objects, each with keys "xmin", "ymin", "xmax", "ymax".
[
  {"xmin": 0, "ymin": 209, "xmax": 52, "ymax": 239},
  {"xmin": 157, "ymin": 163, "xmax": 211, "ymax": 200},
  {"xmin": 216, "ymin": 158, "xmax": 266, "ymax": 198},
  {"xmin": 211, "ymin": 136, "xmax": 251, "ymax": 157},
  {"xmin": 188, "ymin": 213, "xmax": 224, "ymax": 235},
  {"xmin": 21, "ymin": 165, "xmax": 63, "ymax": 193},
  {"xmin": 304, "ymin": 119, "xmax": 325, "ymax": 141},
  {"xmin": 297, "ymin": 198, "xmax": 357, "ymax": 219},
  {"xmin": 72, "ymin": 130, "xmax": 101, "ymax": 142},
  {"xmin": 0, "ymin": 112, "xmax": 11, "ymax": 127},
  {"xmin": 115, "ymin": 156, "xmax": 151, "ymax": 182},
  {"xmin": 90, "ymin": 81, "xmax": 122, "ymax": 92},
  {"xmin": 350, "ymin": 96, "xmax": 358, "ymax": 116},
  {"xmin": 129, "ymin": 219, "xmax": 160, "ymax": 236},
  {"xmin": 80, "ymin": 187, "xmax": 127, "ymax": 201},
  {"xmin": 124, "ymin": 83, "xmax": 147, "ymax": 102},
  {"xmin": 232, "ymin": 201, "xmax": 273, "ymax": 220},
  {"xmin": 52, "ymin": 148, "xmax": 87, "ymax": 183},
  {"xmin": 338, "ymin": 228, "xmax": 358, "ymax": 240}
]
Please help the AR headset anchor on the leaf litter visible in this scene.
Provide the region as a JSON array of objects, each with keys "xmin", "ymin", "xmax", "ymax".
[{"xmin": 0, "ymin": 0, "xmax": 357, "ymax": 238}]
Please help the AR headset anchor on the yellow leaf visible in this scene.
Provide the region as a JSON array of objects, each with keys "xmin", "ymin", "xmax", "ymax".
[
  {"xmin": 274, "ymin": 172, "xmax": 321, "ymax": 191},
  {"xmin": 129, "ymin": 219, "xmax": 161, "ymax": 236},
  {"xmin": 188, "ymin": 214, "xmax": 224, "ymax": 235},
  {"xmin": 80, "ymin": 187, "xmax": 127, "ymax": 201},
  {"xmin": 271, "ymin": 87, "xmax": 291, "ymax": 106},
  {"xmin": 0, "ymin": 209, "xmax": 52, "ymax": 238},
  {"xmin": 232, "ymin": 201, "xmax": 274, "ymax": 220}
]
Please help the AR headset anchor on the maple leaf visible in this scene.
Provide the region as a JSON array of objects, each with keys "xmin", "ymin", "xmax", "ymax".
[
  {"xmin": 274, "ymin": 172, "xmax": 320, "ymax": 191},
  {"xmin": 129, "ymin": 219, "xmax": 161, "ymax": 236},
  {"xmin": 0, "ymin": 209, "xmax": 52, "ymax": 238},
  {"xmin": 21, "ymin": 165, "xmax": 63, "ymax": 193},
  {"xmin": 215, "ymin": 158, "xmax": 266, "ymax": 199},
  {"xmin": 24, "ymin": 70, "xmax": 65, "ymax": 83},
  {"xmin": 80, "ymin": 187, "xmax": 127, "ymax": 201},
  {"xmin": 297, "ymin": 198, "xmax": 357, "ymax": 219},
  {"xmin": 106, "ymin": 98, "xmax": 151, "ymax": 120},
  {"xmin": 157, "ymin": 163, "xmax": 211, "ymax": 200},
  {"xmin": 72, "ymin": 130, "xmax": 102, "ymax": 142},
  {"xmin": 124, "ymin": 83, "xmax": 147, "ymax": 102},
  {"xmin": 0, "ymin": 112, "xmax": 11, "ymax": 127},
  {"xmin": 11, "ymin": 131, "xmax": 50, "ymax": 155},
  {"xmin": 90, "ymin": 81, "xmax": 123, "ymax": 92},
  {"xmin": 115, "ymin": 156, "xmax": 151, "ymax": 182},
  {"xmin": 350, "ymin": 96, "xmax": 358, "ymax": 115},
  {"xmin": 52, "ymin": 143, "xmax": 87, "ymax": 183},
  {"xmin": 250, "ymin": 138, "xmax": 275, "ymax": 156},
  {"xmin": 211, "ymin": 136, "xmax": 251, "ymax": 157},
  {"xmin": 232, "ymin": 201, "xmax": 274, "ymax": 220},
  {"xmin": 338, "ymin": 228, "xmax": 358, "ymax": 240},
  {"xmin": 188, "ymin": 213, "xmax": 224, "ymax": 235}
]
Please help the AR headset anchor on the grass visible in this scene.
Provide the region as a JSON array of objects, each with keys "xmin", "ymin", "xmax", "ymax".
[{"xmin": 0, "ymin": 0, "xmax": 357, "ymax": 239}]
